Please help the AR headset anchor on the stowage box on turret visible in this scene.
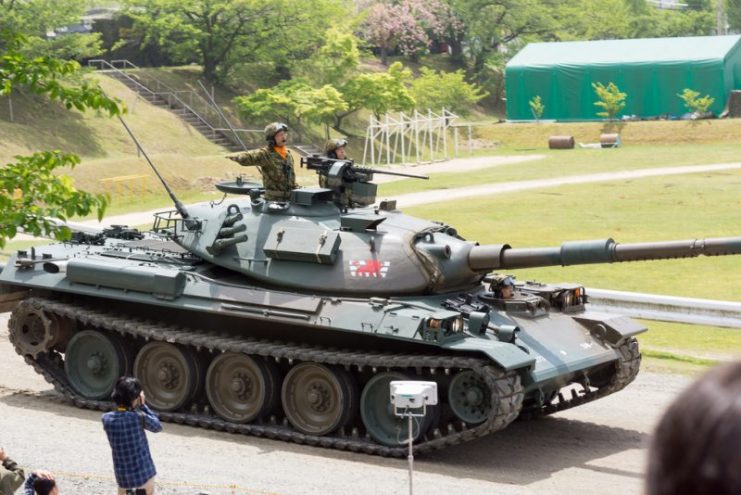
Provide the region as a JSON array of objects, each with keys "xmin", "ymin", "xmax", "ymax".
[{"xmin": 2, "ymin": 156, "xmax": 740, "ymax": 456}]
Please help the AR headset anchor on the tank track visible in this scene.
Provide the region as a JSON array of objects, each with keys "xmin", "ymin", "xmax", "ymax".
[
  {"xmin": 9, "ymin": 297, "xmax": 524, "ymax": 457},
  {"xmin": 519, "ymin": 337, "xmax": 641, "ymax": 419}
]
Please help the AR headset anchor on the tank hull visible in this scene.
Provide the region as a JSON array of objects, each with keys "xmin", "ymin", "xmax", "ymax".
[{"xmin": 0, "ymin": 235, "xmax": 642, "ymax": 455}]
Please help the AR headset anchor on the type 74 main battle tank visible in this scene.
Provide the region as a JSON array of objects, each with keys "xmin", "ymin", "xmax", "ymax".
[{"xmin": 1, "ymin": 152, "xmax": 740, "ymax": 457}]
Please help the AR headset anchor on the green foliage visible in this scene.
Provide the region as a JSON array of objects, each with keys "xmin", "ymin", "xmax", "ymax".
[
  {"xmin": 0, "ymin": 152, "xmax": 109, "ymax": 248},
  {"xmin": 293, "ymin": 85, "xmax": 347, "ymax": 127},
  {"xmin": 0, "ymin": 31, "xmax": 123, "ymax": 247},
  {"xmin": 0, "ymin": 0, "xmax": 102, "ymax": 59},
  {"xmin": 528, "ymin": 95, "xmax": 545, "ymax": 120},
  {"xmin": 340, "ymin": 62, "xmax": 415, "ymax": 119},
  {"xmin": 1, "ymin": 35, "xmax": 122, "ymax": 115},
  {"xmin": 729, "ymin": 0, "xmax": 741, "ymax": 32},
  {"xmin": 234, "ymin": 79, "xmax": 347, "ymax": 131},
  {"xmin": 234, "ymin": 79, "xmax": 304, "ymax": 123},
  {"xmin": 678, "ymin": 88, "xmax": 715, "ymax": 114},
  {"xmin": 123, "ymin": 0, "xmax": 344, "ymax": 82},
  {"xmin": 409, "ymin": 67, "xmax": 487, "ymax": 115},
  {"xmin": 298, "ymin": 28, "xmax": 360, "ymax": 86},
  {"xmin": 592, "ymin": 82, "xmax": 626, "ymax": 120}
]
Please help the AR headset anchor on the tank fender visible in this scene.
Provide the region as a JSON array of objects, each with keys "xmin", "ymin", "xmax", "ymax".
[
  {"xmin": 441, "ymin": 337, "xmax": 535, "ymax": 371},
  {"xmin": 574, "ymin": 312, "xmax": 647, "ymax": 346}
]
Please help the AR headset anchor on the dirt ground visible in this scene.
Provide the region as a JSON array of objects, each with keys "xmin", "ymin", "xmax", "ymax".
[{"xmin": 0, "ymin": 311, "xmax": 690, "ymax": 495}]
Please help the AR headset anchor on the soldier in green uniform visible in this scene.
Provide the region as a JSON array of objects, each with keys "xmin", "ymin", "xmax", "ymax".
[
  {"xmin": 226, "ymin": 122, "xmax": 298, "ymax": 201},
  {"xmin": 318, "ymin": 138, "xmax": 348, "ymax": 189}
]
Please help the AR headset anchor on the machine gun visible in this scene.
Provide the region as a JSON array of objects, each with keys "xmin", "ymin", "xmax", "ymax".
[{"xmin": 300, "ymin": 155, "xmax": 428, "ymax": 207}]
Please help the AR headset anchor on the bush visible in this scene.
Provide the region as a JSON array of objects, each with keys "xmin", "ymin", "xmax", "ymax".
[
  {"xmin": 592, "ymin": 82, "xmax": 626, "ymax": 120},
  {"xmin": 678, "ymin": 88, "xmax": 715, "ymax": 114},
  {"xmin": 410, "ymin": 67, "xmax": 487, "ymax": 115},
  {"xmin": 529, "ymin": 95, "xmax": 544, "ymax": 120}
]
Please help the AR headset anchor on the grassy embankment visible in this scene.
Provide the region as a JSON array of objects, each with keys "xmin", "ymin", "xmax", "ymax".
[{"xmin": 1, "ymin": 67, "xmax": 738, "ymax": 373}]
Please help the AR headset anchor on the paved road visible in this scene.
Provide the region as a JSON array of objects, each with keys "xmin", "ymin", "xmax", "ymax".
[{"xmin": 0, "ymin": 313, "xmax": 689, "ymax": 495}]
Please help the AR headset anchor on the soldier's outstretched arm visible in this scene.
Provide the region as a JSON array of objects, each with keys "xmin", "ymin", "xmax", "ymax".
[{"xmin": 226, "ymin": 148, "xmax": 267, "ymax": 166}]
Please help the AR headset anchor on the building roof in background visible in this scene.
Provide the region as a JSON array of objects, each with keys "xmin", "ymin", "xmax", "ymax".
[{"xmin": 507, "ymin": 35, "xmax": 741, "ymax": 68}]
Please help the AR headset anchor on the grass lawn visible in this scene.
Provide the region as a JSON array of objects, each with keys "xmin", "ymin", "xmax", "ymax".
[{"xmin": 377, "ymin": 142, "xmax": 741, "ymax": 197}]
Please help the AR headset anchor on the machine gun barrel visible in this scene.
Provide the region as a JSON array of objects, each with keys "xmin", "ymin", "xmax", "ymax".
[
  {"xmin": 300, "ymin": 156, "xmax": 428, "ymax": 180},
  {"xmin": 468, "ymin": 237, "xmax": 741, "ymax": 271},
  {"xmin": 357, "ymin": 167, "xmax": 429, "ymax": 180}
]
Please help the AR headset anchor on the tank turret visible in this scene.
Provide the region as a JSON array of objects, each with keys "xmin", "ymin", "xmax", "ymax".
[{"xmin": 1, "ymin": 146, "xmax": 739, "ymax": 457}]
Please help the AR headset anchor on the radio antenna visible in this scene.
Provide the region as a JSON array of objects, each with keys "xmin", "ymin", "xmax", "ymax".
[{"xmin": 117, "ymin": 115, "xmax": 190, "ymax": 220}]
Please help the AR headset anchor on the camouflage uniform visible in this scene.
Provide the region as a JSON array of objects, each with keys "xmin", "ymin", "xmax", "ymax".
[{"xmin": 229, "ymin": 147, "xmax": 298, "ymax": 201}]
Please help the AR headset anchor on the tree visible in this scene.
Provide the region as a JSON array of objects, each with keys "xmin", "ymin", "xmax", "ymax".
[
  {"xmin": 359, "ymin": 0, "xmax": 460, "ymax": 64},
  {"xmin": 592, "ymin": 82, "xmax": 626, "ymax": 120},
  {"xmin": 335, "ymin": 62, "xmax": 415, "ymax": 132},
  {"xmin": 529, "ymin": 95, "xmax": 545, "ymax": 121},
  {"xmin": 0, "ymin": 0, "xmax": 102, "ymax": 60},
  {"xmin": 234, "ymin": 79, "xmax": 347, "ymax": 137},
  {"xmin": 297, "ymin": 29, "xmax": 360, "ymax": 87},
  {"xmin": 0, "ymin": 32, "xmax": 123, "ymax": 247},
  {"xmin": 678, "ymin": 88, "xmax": 715, "ymax": 114},
  {"xmin": 729, "ymin": 0, "xmax": 741, "ymax": 32},
  {"xmin": 293, "ymin": 85, "xmax": 347, "ymax": 137},
  {"xmin": 123, "ymin": 0, "xmax": 343, "ymax": 82},
  {"xmin": 233, "ymin": 79, "xmax": 303, "ymax": 125},
  {"xmin": 409, "ymin": 67, "xmax": 487, "ymax": 115}
]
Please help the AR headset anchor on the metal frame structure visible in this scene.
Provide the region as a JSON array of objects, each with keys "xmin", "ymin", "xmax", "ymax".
[{"xmin": 362, "ymin": 108, "xmax": 468, "ymax": 166}]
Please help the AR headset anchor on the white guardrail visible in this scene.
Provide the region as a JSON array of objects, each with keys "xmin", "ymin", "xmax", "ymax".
[{"xmin": 586, "ymin": 288, "xmax": 741, "ymax": 329}]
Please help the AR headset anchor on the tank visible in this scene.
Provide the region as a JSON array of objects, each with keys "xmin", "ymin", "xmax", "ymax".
[{"xmin": 1, "ymin": 155, "xmax": 740, "ymax": 457}]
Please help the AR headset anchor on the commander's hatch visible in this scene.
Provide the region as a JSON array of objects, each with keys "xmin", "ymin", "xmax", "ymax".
[{"xmin": 340, "ymin": 214, "xmax": 386, "ymax": 233}]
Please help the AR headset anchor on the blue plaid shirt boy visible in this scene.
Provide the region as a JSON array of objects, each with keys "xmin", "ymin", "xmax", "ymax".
[{"xmin": 102, "ymin": 404, "xmax": 162, "ymax": 489}]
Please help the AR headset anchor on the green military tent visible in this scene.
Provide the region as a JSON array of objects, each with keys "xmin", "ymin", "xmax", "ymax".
[{"xmin": 505, "ymin": 35, "xmax": 741, "ymax": 121}]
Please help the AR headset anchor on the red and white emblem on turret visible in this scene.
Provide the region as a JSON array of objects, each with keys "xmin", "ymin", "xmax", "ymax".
[{"xmin": 349, "ymin": 260, "xmax": 390, "ymax": 278}]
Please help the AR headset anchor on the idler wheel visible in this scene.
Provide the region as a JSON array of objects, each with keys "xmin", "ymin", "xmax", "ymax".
[
  {"xmin": 360, "ymin": 372, "xmax": 436, "ymax": 446},
  {"xmin": 65, "ymin": 330, "xmax": 132, "ymax": 400},
  {"xmin": 9, "ymin": 305, "xmax": 70, "ymax": 358},
  {"xmin": 134, "ymin": 342, "xmax": 204, "ymax": 411},
  {"xmin": 206, "ymin": 352, "xmax": 280, "ymax": 423},
  {"xmin": 281, "ymin": 363, "xmax": 357, "ymax": 436},
  {"xmin": 448, "ymin": 370, "xmax": 490, "ymax": 425}
]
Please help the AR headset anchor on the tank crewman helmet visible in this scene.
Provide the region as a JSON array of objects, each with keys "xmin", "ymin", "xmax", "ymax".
[
  {"xmin": 490, "ymin": 274, "xmax": 515, "ymax": 291},
  {"xmin": 264, "ymin": 122, "xmax": 288, "ymax": 144},
  {"xmin": 325, "ymin": 138, "xmax": 348, "ymax": 158}
]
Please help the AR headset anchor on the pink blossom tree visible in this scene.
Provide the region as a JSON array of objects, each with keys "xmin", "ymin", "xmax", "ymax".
[{"xmin": 360, "ymin": 0, "xmax": 461, "ymax": 64}]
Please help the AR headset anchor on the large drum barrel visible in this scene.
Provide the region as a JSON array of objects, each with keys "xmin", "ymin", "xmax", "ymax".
[{"xmin": 548, "ymin": 135, "xmax": 575, "ymax": 149}]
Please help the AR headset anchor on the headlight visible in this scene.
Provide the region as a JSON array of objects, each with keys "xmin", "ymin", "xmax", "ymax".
[{"xmin": 449, "ymin": 316, "xmax": 465, "ymax": 333}]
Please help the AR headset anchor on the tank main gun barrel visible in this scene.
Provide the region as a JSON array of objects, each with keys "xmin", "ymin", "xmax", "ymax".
[{"xmin": 468, "ymin": 237, "xmax": 741, "ymax": 271}]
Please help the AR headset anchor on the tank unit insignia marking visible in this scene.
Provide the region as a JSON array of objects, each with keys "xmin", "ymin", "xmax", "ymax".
[{"xmin": 349, "ymin": 259, "xmax": 390, "ymax": 278}]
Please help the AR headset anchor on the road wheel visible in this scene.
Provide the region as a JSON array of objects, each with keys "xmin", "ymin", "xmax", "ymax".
[
  {"xmin": 281, "ymin": 362, "xmax": 357, "ymax": 435},
  {"xmin": 206, "ymin": 352, "xmax": 280, "ymax": 423},
  {"xmin": 135, "ymin": 342, "xmax": 203, "ymax": 411}
]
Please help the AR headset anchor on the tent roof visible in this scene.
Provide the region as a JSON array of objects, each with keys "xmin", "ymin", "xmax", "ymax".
[{"xmin": 506, "ymin": 35, "xmax": 741, "ymax": 68}]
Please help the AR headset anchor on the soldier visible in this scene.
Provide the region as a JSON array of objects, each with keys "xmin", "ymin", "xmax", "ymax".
[
  {"xmin": 319, "ymin": 138, "xmax": 348, "ymax": 189},
  {"xmin": 490, "ymin": 275, "xmax": 515, "ymax": 299},
  {"xmin": 226, "ymin": 122, "xmax": 299, "ymax": 201},
  {"xmin": 325, "ymin": 138, "xmax": 348, "ymax": 160}
]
